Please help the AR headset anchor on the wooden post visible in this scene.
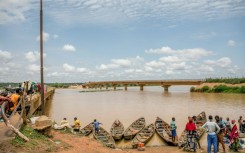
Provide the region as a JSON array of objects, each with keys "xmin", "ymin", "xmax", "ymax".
[
  {"xmin": 20, "ymin": 91, "xmax": 27, "ymax": 125},
  {"xmin": 140, "ymin": 85, "xmax": 144, "ymax": 91},
  {"xmin": 124, "ymin": 84, "xmax": 128, "ymax": 91}
]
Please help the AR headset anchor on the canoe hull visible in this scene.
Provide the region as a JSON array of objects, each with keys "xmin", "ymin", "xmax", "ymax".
[
  {"xmin": 131, "ymin": 123, "xmax": 155, "ymax": 148},
  {"xmin": 123, "ymin": 117, "xmax": 146, "ymax": 140},
  {"xmin": 110, "ymin": 120, "xmax": 124, "ymax": 141},
  {"xmin": 155, "ymin": 117, "xmax": 178, "ymax": 146},
  {"xmin": 93, "ymin": 127, "xmax": 116, "ymax": 148}
]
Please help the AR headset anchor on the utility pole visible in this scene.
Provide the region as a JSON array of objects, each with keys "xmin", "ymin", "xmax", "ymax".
[{"xmin": 40, "ymin": 0, "xmax": 45, "ymax": 115}]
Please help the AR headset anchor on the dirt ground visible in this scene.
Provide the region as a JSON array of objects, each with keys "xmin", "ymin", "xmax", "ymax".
[
  {"xmin": 1, "ymin": 130, "xmax": 244, "ymax": 153},
  {"xmin": 51, "ymin": 130, "xmax": 244, "ymax": 153}
]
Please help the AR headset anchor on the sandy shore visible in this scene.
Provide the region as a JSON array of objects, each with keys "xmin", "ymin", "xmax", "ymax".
[{"xmin": 51, "ymin": 130, "xmax": 242, "ymax": 153}]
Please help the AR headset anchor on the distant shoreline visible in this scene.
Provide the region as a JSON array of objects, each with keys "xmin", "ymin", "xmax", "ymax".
[{"xmin": 191, "ymin": 83, "xmax": 245, "ymax": 94}]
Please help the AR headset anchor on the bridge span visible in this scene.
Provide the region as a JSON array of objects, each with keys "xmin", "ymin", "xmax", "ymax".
[{"xmin": 83, "ymin": 80, "xmax": 204, "ymax": 91}]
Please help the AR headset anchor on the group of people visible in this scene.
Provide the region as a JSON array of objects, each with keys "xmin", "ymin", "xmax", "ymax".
[
  {"xmin": 184, "ymin": 115, "xmax": 244, "ymax": 153},
  {"xmin": 56, "ymin": 117, "xmax": 102, "ymax": 134},
  {"xmin": 19, "ymin": 81, "xmax": 41, "ymax": 95}
]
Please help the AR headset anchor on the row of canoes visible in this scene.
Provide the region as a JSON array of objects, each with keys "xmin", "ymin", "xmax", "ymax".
[{"xmin": 76, "ymin": 112, "xmax": 207, "ymax": 149}]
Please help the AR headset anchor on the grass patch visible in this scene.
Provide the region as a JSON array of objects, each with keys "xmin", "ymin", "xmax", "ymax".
[
  {"xmin": 11, "ymin": 125, "xmax": 57, "ymax": 152},
  {"xmin": 190, "ymin": 85, "xmax": 245, "ymax": 94}
]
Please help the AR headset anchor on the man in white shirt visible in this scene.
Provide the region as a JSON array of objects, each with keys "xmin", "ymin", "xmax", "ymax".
[{"xmin": 202, "ymin": 115, "xmax": 220, "ymax": 153}]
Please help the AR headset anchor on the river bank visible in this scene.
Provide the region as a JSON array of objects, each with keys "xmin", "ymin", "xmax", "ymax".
[
  {"xmin": 0, "ymin": 127, "xmax": 231, "ymax": 153},
  {"xmin": 191, "ymin": 83, "xmax": 245, "ymax": 93}
]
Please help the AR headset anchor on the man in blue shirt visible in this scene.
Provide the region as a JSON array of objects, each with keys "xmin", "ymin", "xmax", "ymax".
[{"xmin": 93, "ymin": 119, "xmax": 102, "ymax": 134}]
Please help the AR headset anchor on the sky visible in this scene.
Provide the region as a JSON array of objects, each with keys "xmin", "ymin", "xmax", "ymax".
[{"xmin": 0, "ymin": 0, "xmax": 245, "ymax": 83}]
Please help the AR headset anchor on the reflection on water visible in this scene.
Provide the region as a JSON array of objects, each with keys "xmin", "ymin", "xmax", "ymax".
[{"xmin": 50, "ymin": 86, "xmax": 245, "ymax": 147}]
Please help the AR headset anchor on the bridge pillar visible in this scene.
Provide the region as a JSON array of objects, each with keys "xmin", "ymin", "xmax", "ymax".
[
  {"xmin": 124, "ymin": 84, "xmax": 128, "ymax": 91},
  {"xmin": 140, "ymin": 85, "xmax": 144, "ymax": 91},
  {"xmin": 162, "ymin": 85, "xmax": 170, "ymax": 92}
]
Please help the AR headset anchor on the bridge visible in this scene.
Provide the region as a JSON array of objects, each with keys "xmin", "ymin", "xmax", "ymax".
[{"xmin": 83, "ymin": 80, "xmax": 204, "ymax": 91}]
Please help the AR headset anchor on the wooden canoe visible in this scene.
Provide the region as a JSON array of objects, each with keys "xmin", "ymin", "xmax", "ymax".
[
  {"xmin": 178, "ymin": 111, "xmax": 207, "ymax": 147},
  {"xmin": 80, "ymin": 123, "xmax": 93, "ymax": 136},
  {"xmin": 131, "ymin": 123, "xmax": 155, "ymax": 148},
  {"xmin": 93, "ymin": 126, "xmax": 116, "ymax": 148},
  {"xmin": 124, "ymin": 117, "xmax": 145, "ymax": 140},
  {"xmin": 110, "ymin": 119, "xmax": 124, "ymax": 141},
  {"xmin": 155, "ymin": 117, "xmax": 178, "ymax": 146}
]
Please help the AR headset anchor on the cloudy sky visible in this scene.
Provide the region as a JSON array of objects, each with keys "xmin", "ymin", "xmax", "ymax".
[{"xmin": 0, "ymin": 0, "xmax": 245, "ymax": 83}]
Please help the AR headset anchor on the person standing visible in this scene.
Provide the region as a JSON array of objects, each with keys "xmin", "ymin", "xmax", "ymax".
[
  {"xmin": 93, "ymin": 119, "xmax": 102, "ymax": 134},
  {"xmin": 225, "ymin": 117, "xmax": 231, "ymax": 134},
  {"xmin": 215, "ymin": 116, "xmax": 226, "ymax": 153},
  {"xmin": 192, "ymin": 116, "xmax": 202, "ymax": 150},
  {"xmin": 170, "ymin": 117, "xmax": 177, "ymax": 142},
  {"xmin": 238, "ymin": 116, "xmax": 243, "ymax": 131},
  {"xmin": 202, "ymin": 115, "xmax": 220, "ymax": 153},
  {"xmin": 185, "ymin": 117, "xmax": 197, "ymax": 152},
  {"xmin": 230, "ymin": 120, "xmax": 240, "ymax": 152}
]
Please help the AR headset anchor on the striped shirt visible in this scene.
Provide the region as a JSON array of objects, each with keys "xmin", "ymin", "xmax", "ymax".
[{"xmin": 202, "ymin": 120, "xmax": 220, "ymax": 135}]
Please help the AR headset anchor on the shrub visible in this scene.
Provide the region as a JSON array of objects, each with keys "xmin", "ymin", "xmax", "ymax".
[
  {"xmin": 190, "ymin": 87, "xmax": 195, "ymax": 92},
  {"xmin": 201, "ymin": 86, "xmax": 210, "ymax": 92}
]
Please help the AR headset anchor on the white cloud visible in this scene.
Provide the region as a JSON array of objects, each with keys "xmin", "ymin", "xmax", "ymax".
[
  {"xmin": 146, "ymin": 47, "xmax": 212, "ymax": 63},
  {"xmin": 96, "ymin": 56, "xmax": 143, "ymax": 71},
  {"xmin": 28, "ymin": 64, "xmax": 40, "ymax": 72},
  {"xmin": 96, "ymin": 64, "xmax": 119, "ymax": 70},
  {"xmin": 145, "ymin": 46, "xmax": 173, "ymax": 54},
  {"xmin": 198, "ymin": 65, "xmax": 214, "ymax": 72},
  {"xmin": 0, "ymin": 0, "xmax": 31, "ymax": 25},
  {"xmin": 124, "ymin": 69, "xmax": 135, "ymax": 73},
  {"xmin": 25, "ymin": 51, "xmax": 47, "ymax": 62},
  {"xmin": 145, "ymin": 60, "xmax": 165, "ymax": 67},
  {"xmin": 217, "ymin": 57, "xmax": 232, "ymax": 67},
  {"xmin": 63, "ymin": 44, "xmax": 76, "ymax": 52},
  {"xmin": 63, "ymin": 63, "xmax": 75, "ymax": 72},
  {"xmin": 42, "ymin": 0, "xmax": 245, "ymax": 25},
  {"xmin": 36, "ymin": 32, "xmax": 50, "ymax": 42},
  {"xmin": 159, "ymin": 56, "xmax": 183, "ymax": 63},
  {"xmin": 0, "ymin": 50, "xmax": 12, "ymax": 62},
  {"xmin": 166, "ymin": 70, "xmax": 175, "ymax": 75},
  {"xmin": 77, "ymin": 67, "xmax": 90, "ymax": 73},
  {"xmin": 1, "ymin": 0, "xmax": 245, "ymax": 26},
  {"xmin": 47, "ymin": 72, "xmax": 59, "ymax": 77},
  {"xmin": 111, "ymin": 59, "xmax": 131, "ymax": 66},
  {"xmin": 204, "ymin": 57, "xmax": 232, "ymax": 68},
  {"xmin": 227, "ymin": 40, "xmax": 236, "ymax": 46},
  {"xmin": 168, "ymin": 62, "xmax": 187, "ymax": 70}
]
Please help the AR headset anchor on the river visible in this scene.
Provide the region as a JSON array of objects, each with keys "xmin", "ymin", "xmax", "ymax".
[{"xmin": 49, "ymin": 86, "xmax": 245, "ymax": 147}]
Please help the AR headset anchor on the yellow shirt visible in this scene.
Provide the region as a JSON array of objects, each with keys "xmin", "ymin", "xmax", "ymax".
[
  {"xmin": 10, "ymin": 94, "xmax": 20, "ymax": 111},
  {"xmin": 74, "ymin": 119, "xmax": 81, "ymax": 128}
]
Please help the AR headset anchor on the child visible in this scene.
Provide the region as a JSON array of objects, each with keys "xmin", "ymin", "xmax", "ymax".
[{"xmin": 170, "ymin": 117, "xmax": 177, "ymax": 142}]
